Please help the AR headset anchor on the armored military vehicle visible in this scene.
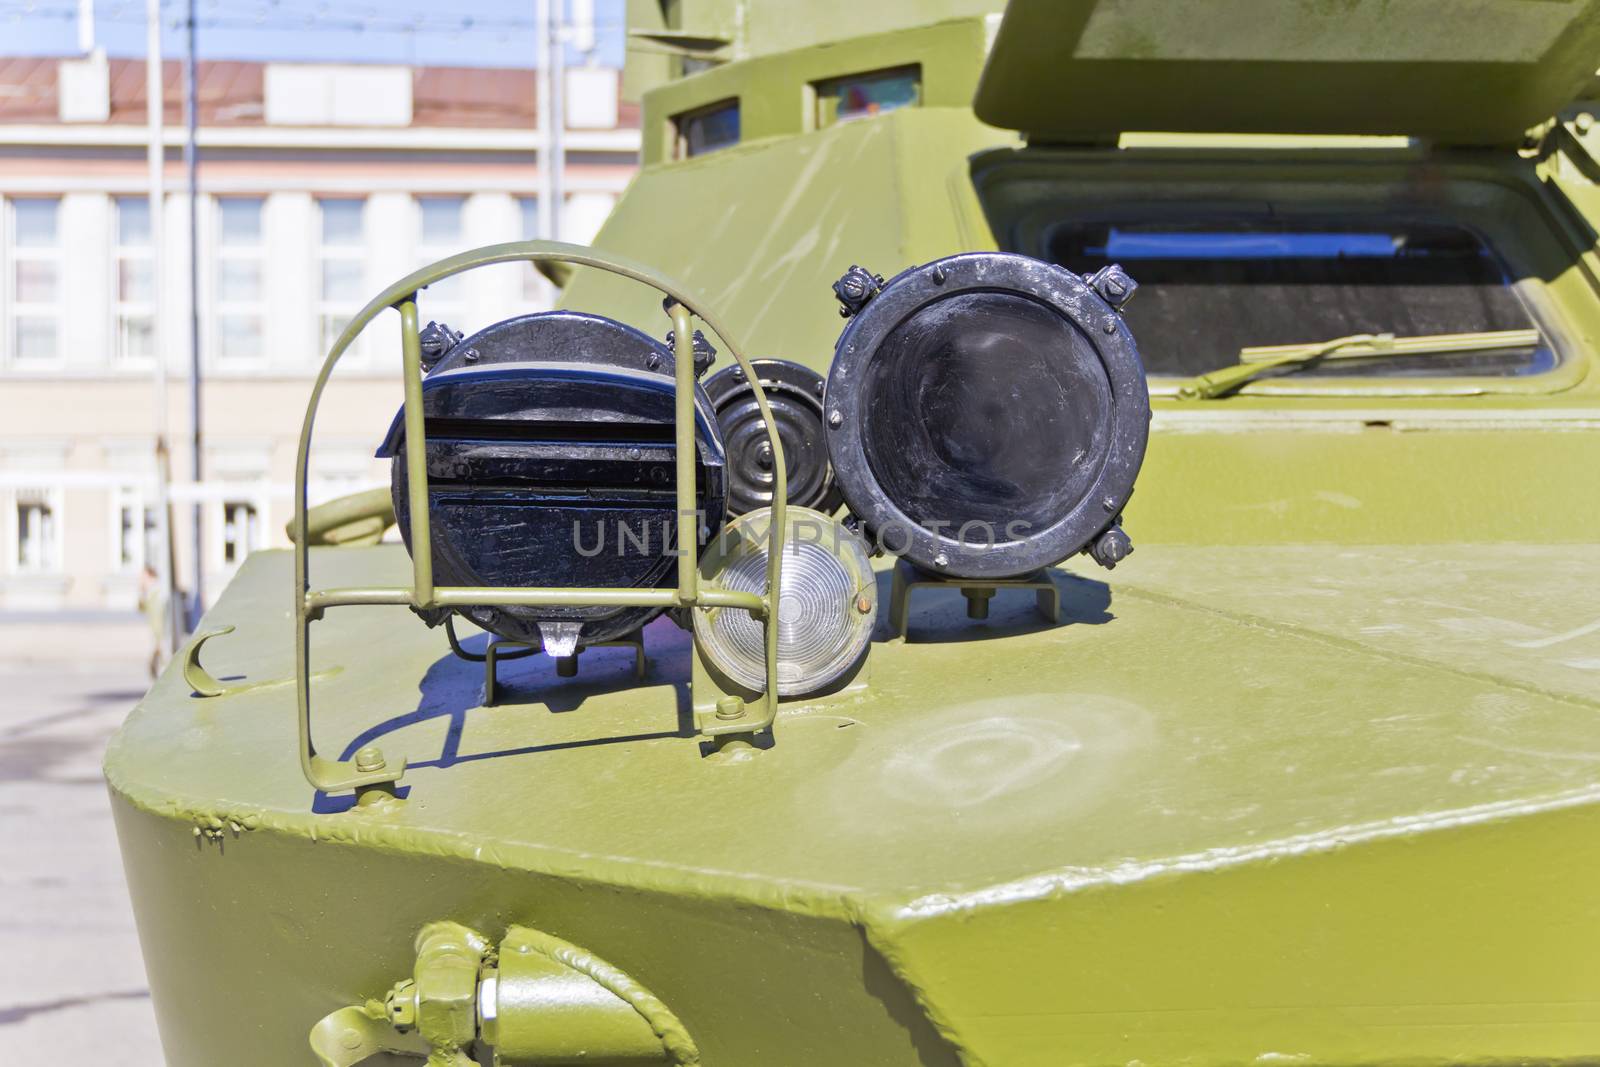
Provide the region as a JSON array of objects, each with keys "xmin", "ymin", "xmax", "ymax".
[{"xmin": 107, "ymin": 1, "xmax": 1600, "ymax": 1064}]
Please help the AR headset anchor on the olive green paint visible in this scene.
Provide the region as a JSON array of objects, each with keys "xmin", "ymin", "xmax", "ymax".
[
  {"xmin": 107, "ymin": 2, "xmax": 1600, "ymax": 1063},
  {"xmin": 109, "ymin": 541, "xmax": 1600, "ymax": 1063},
  {"xmin": 974, "ymin": 0, "xmax": 1600, "ymax": 145},
  {"xmin": 622, "ymin": 0, "xmax": 1003, "ymax": 103}
]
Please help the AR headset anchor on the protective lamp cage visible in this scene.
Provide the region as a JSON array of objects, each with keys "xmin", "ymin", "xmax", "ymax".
[{"xmin": 291, "ymin": 241, "xmax": 789, "ymax": 795}]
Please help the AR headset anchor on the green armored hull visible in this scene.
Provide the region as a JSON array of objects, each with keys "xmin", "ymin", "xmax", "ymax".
[
  {"xmin": 108, "ymin": 1, "xmax": 1600, "ymax": 1063},
  {"xmin": 110, "ymin": 540, "xmax": 1600, "ymax": 1063}
]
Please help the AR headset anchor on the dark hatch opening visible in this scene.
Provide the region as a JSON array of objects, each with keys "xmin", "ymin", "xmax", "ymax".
[{"xmin": 1048, "ymin": 220, "xmax": 1555, "ymax": 378}]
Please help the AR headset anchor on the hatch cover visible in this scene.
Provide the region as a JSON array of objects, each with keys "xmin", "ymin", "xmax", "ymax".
[{"xmin": 974, "ymin": 0, "xmax": 1600, "ymax": 145}]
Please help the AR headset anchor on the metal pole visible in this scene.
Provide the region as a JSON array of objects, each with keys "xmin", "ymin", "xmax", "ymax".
[
  {"xmin": 670, "ymin": 306, "xmax": 697, "ymax": 603},
  {"xmin": 534, "ymin": 0, "xmax": 555, "ymax": 243},
  {"xmin": 397, "ymin": 300, "xmax": 434, "ymax": 608},
  {"xmin": 77, "ymin": 0, "xmax": 94, "ymax": 53},
  {"xmin": 570, "ymin": 0, "xmax": 594, "ymax": 56},
  {"xmin": 548, "ymin": 0, "xmax": 565, "ymax": 241},
  {"xmin": 183, "ymin": 0, "xmax": 203, "ymax": 622},
  {"xmin": 146, "ymin": 0, "xmax": 181, "ymax": 657}
]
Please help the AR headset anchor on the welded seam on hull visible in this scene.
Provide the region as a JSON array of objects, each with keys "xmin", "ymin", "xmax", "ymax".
[
  {"xmin": 1148, "ymin": 408, "xmax": 1600, "ymax": 432},
  {"xmin": 102, "ymin": 761, "xmax": 873, "ymax": 919},
  {"xmin": 512, "ymin": 927, "xmax": 701, "ymax": 1065},
  {"xmin": 1113, "ymin": 583, "xmax": 1600, "ymax": 714},
  {"xmin": 892, "ymin": 781, "xmax": 1600, "ymax": 919},
  {"xmin": 854, "ymin": 917, "xmax": 988, "ymax": 1067}
]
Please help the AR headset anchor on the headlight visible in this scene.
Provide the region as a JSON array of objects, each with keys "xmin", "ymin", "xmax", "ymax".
[
  {"xmin": 694, "ymin": 506, "xmax": 875, "ymax": 696},
  {"xmin": 375, "ymin": 310, "xmax": 728, "ymax": 655},
  {"xmin": 823, "ymin": 253, "xmax": 1149, "ymax": 579},
  {"xmin": 702, "ymin": 357, "xmax": 840, "ymax": 517}
]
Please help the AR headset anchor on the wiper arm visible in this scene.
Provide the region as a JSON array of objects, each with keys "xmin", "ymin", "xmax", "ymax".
[{"xmin": 1175, "ymin": 328, "xmax": 1542, "ymax": 400}]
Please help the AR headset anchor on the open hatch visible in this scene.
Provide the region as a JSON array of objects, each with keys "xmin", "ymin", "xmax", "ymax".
[
  {"xmin": 974, "ymin": 0, "xmax": 1600, "ymax": 146},
  {"xmin": 971, "ymin": 0, "xmax": 1600, "ymax": 391}
]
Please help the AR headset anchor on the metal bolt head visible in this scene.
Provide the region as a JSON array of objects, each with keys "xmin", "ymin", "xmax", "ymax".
[
  {"xmin": 1088, "ymin": 525, "xmax": 1133, "ymax": 570},
  {"xmin": 855, "ymin": 594, "xmax": 873, "ymax": 614},
  {"xmin": 1578, "ymin": 111, "xmax": 1596, "ymax": 133},
  {"xmin": 385, "ymin": 980, "xmax": 417, "ymax": 1030},
  {"xmin": 828, "ymin": 410, "xmax": 843, "ymax": 428},
  {"xmin": 354, "ymin": 746, "xmax": 387, "ymax": 773},
  {"xmin": 417, "ymin": 321, "xmax": 462, "ymax": 369},
  {"xmin": 715, "ymin": 695, "xmax": 746, "ymax": 720},
  {"xmin": 1086, "ymin": 264, "xmax": 1138, "ymax": 312},
  {"xmin": 832, "ymin": 264, "xmax": 884, "ymax": 318}
]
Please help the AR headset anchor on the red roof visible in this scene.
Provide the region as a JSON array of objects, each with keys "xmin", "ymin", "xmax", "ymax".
[{"xmin": 0, "ymin": 57, "xmax": 639, "ymax": 129}]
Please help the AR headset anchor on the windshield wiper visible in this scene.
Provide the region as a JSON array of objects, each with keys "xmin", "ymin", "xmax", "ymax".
[{"xmin": 1175, "ymin": 328, "xmax": 1542, "ymax": 400}]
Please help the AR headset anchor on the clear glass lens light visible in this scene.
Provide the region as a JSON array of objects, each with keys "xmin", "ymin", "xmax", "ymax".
[{"xmin": 695, "ymin": 508, "xmax": 875, "ymax": 697}]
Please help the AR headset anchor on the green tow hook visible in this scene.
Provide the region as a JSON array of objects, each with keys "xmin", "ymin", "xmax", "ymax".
[
  {"xmin": 181, "ymin": 626, "xmax": 237, "ymax": 697},
  {"xmin": 311, "ymin": 922, "xmax": 483, "ymax": 1066},
  {"xmin": 182, "ymin": 624, "xmax": 341, "ymax": 699},
  {"xmin": 308, "ymin": 1003, "xmax": 430, "ymax": 1067},
  {"xmin": 310, "ymin": 922, "xmax": 698, "ymax": 1065}
]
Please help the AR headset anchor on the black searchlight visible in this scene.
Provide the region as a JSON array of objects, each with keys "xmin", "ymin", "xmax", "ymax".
[
  {"xmin": 375, "ymin": 310, "xmax": 728, "ymax": 656},
  {"xmin": 823, "ymin": 253, "xmax": 1150, "ymax": 580}
]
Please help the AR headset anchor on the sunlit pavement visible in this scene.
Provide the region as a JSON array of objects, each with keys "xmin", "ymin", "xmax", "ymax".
[{"xmin": 0, "ymin": 655, "xmax": 164, "ymax": 1063}]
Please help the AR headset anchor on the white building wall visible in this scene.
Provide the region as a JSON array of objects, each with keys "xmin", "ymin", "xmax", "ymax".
[
  {"xmin": 268, "ymin": 190, "xmax": 317, "ymax": 372},
  {"xmin": 161, "ymin": 190, "xmax": 190, "ymax": 380},
  {"xmin": 59, "ymin": 191, "xmax": 109, "ymax": 374},
  {"xmin": 364, "ymin": 191, "xmax": 412, "ymax": 368},
  {"xmin": 564, "ymin": 191, "xmax": 616, "ymax": 247},
  {"xmin": 464, "ymin": 191, "xmax": 523, "ymax": 335}
]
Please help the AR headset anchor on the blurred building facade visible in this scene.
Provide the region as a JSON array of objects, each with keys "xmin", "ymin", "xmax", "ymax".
[{"xmin": 0, "ymin": 55, "xmax": 638, "ymax": 615}]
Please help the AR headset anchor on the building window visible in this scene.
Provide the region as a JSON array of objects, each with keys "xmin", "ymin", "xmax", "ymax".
[
  {"xmin": 317, "ymin": 197, "xmax": 365, "ymax": 358},
  {"xmin": 813, "ymin": 66, "xmax": 920, "ymax": 127},
  {"xmin": 214, "ymin": 197, "xmax": 265, "ymax": 363},
  {"xmin": 9, "ymin": 198, "xmax": 62, "ymax": 364},
  {"xmin": 114, "ymin": 196, "xmax": 155, "ymax": 363},
  {"xmin": 415, "ymin": 195, "xmax": 466, "ymax": 323},
  {"xmin": 517, "ymin": 195, "xmax": 541, "ymax": 301},
  {"xmin": 221, "ymin": 500, "xmax": 259, "ymax": 565},
  {"xmin": 13, "ymin": 489, "xmax": 60, "ymax": 573},
  {"xmin": 673, "ymin": 99, "xmax": 739, "ymax": 159},
  {"xmin": 114, "ymin": 488, "xmax": 160, "ymax": 572}
]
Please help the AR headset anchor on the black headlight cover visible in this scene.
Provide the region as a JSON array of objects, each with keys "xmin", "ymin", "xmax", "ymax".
[
  {"xmin": 377, "ymin": 311, "xmax": 727, "ymax": 649},
  {"xmin": 823, "ymin": 253, "xmax": 1149, "ymax": 579}
]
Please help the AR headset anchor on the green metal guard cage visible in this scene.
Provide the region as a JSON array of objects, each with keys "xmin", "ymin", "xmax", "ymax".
[{"xmin": 292, "ymin": 241, "xmax": 787, "ymax": 795}]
